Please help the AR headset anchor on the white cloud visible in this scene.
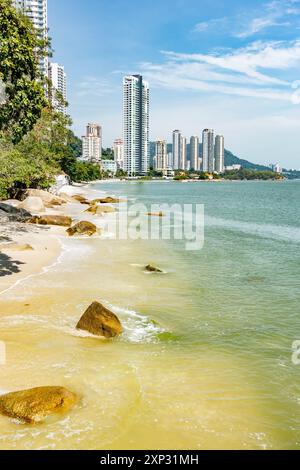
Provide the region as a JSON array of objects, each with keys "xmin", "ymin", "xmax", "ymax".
[{"xmin": 140, "ymin": 41, "xmax": 300, "ymax": 104}]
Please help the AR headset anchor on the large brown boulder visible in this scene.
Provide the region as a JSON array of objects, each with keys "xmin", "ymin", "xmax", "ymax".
[
  {"xmin": 28, "ymin": 215, "xmax": 72, "ymax": 227},
  {"xmin": 25, "ymin": 189, "xmax": 66, "ymax": 208},
  {"xmin": 91, "ymin": 197, "xmax": 121, "ymax": 205},
  {"xmin": 0, "ymin": 386, "xmax": 77, "ymax": 424},
  {"xmin": 85, "ymin": 205, "xmax": 116, "ymax": 215},
  {"xmin": 67, "ymin": 221, "xmax": 97, "ymax": 237},
  {"xmin": 76, "ymin": 301, "xmax": 122, "ymax": 338},
  {"xmin": 72, "ymin": 195, "xmax": 90, "ymax": 205}
]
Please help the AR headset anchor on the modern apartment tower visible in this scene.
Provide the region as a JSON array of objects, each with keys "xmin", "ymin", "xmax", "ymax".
[
  {"xmin": 155, "ymin": 140, "xmax": 168, "ymax": 171},
  {"xmin": 48, "ymin": 63, "xmax": 67, "ymax": 114},
  {"xmin": 13, "ymin": 0, "xmax": 48, "ymax": 75},
  {"xmin": 215, "ymin": 135, "xmax": 225, "ymax": 173},
  {"xmin": 114, "ymin": 139, "xmax": 124, "ymax": 170},
  {"xmin": 202, "ymin": 129, "xmax": 215, "ymax": 173},
  {"xmin": 82, "ymin": 124, "xmax": 102, "ymax": 163},
  {"xmin": 123, "ymin": 75, "xmax": 150, "ymax": 176},
  {"xmin": 172, "ymin": 130, "xmax": 182, "ymax": 170},
  {"xmin": 190, "ymin": 136, "xmax": 200, "ymax": 171},
  {"xmin": 180, "ymin": 136, "xmax": 187, "ymax": 170}
]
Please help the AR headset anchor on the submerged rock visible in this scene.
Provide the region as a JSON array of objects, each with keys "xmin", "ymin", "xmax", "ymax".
[
  {"xmin": 0, "ymin": 203, "xmax": 32, "ymax": 222},
  {"xmin": 146, "ymin": 212, "xmax": 165, "ymax": 217},
  {"xmin": 25, "ymin": 189, "xmax": 66, "ymax": 208},
  {"xmin": 0, "ymin": 386, "xmax": 77, "ymax": 424},
  {"xmin": 28, "ymin": 215, "xmax": 72, "ymax": 227},
  {"xmin": 20, "ymin": 197, "xmax": 45, "ymax": 213},
  {"xmin": 67, "ymin": 221, "xmax": 98, "ymax": 237},
  {"xmin": 145, "ymin": 264, "xmax": 163, "ymax": 273},
  {"xmin": 76, "ymin": 301, "xmax": 123, "ymax": 338}
]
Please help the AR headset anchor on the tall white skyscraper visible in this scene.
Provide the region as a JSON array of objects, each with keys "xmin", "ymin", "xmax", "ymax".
[
  {"xmin": 13, "ymin": 0, "xmax": 48, "ymax": 75},
  {"xmin": 215, "ymin": 135, "xmax": 225, "ymax": 173},
  {"xmin": 190, "ymin": 136, "xmax": 199, "ymax": 171},
  {"xmin": 180, "ymin": 136, "xmax": 187, "ymax": 170},
  {"xmin": 202, "ymin": 129, "xmax": 215, "ymax": 173},
  {"xmin": 82, "ymin": 124, "xmax": 102, "ymax": 163},
  {"xmin": 123, "ymin": 75, "xmax": 149, "ymax": 176},
  {"xmin": 172, "ymin": 130, "xmax": 181, "ymax": 170},
  {"xmin": 48, "ymin": 63, "xmax": 67, "ymax": 114},
  {"xmin": 155, "ymin": 140, "xmax": 167, "ymax": 171},
  {"xmin": 114, "ymin": 138, "xmax": 124, "ymax": 170}
]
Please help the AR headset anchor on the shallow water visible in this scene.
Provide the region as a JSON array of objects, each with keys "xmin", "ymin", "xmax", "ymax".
[{"xmin": 0, "ymin": 180, "xmax": 300, "ymax": 449}]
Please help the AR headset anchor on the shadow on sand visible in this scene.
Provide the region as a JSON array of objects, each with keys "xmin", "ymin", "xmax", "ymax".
[{"xmin": 0, "ymin": 252, "xmax": 25, "ymax": 277}]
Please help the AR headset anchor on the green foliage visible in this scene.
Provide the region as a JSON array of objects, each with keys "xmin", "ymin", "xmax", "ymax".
[
  {"xmin": 115, "ymin": 168, "xmax": 127, "ymax": 178},
  {"xmin": 0, "ymin": 0, "xmax": 49, "ymax": 142},
  {"xmin": 102, "ymin": 147, "xmax": 114, "ymax": 160},
  {"xmin": 223, "ymin": 168, "xmax": 284, "ymax": 180},
  {"xmin": 0, "ymin": 141, "xmax": 56, "ymax": 199}
]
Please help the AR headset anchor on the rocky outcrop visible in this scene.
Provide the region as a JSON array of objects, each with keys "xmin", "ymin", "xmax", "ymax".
[
  {"xmin": 91, "ymin": 197, "xmax": 121, "ymax": 205},
  {"xmin": 0, "ymin": 243, "xmax": 33, "ymax": 252},
  {"xmin": 0, "ymin": 386, "xmax": 77, "ymax": 424},
  {"xmin": 147, "ymin": 212, "xmax": 165, "ymax": 217},
  {"xmin": 19, "ymin": 197, "xmax": 45, "ymax": 213},
  {"xmin": 0, "ymin": 203, "xmax": 32, "ymax": 222},
  {"xmin": 67, "ymin": 221, "xmax": 98, "ymax": 237},
  {"xmin": 145, "ymin": 264, "xmax": 163, "ymax": 273},
  {"xmin": 25, "ymin": 189, "xmax": 66, "ymax": 208},
  {"xmin": 72, "ymin": 195, "xmax": 90, "ymax": 205},
  {"xmin": 86, "ymin": 205, "xmax": 116, "ymax": 215},
  {"xmin": 2, "ymin": 199, "xmax": 20, "ymax": 208},
  {"xmin": 76, "ymin": 301, "xmax": 123, "ymax": 338},
  {"xmin": 28, "ymin": 215, "xmax": 72, "ymax": 227}
]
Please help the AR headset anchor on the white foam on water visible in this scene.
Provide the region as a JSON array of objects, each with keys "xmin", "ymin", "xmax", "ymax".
[{"xmin": 106, "ymin": 302, "xmax": 166, "ymax": 344}]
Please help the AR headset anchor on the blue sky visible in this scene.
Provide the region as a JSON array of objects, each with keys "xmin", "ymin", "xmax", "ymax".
[{"xmin": 49, "ymin": 0, "xmax": 300, "ymax": 168}]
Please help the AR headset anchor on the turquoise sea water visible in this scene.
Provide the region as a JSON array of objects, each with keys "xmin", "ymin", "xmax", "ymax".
[
  {"xmin": 93, "ymin": 179, "xmax": 300, "ymax": 448},
  {"xmin": 1, "ymin": 179, "xmax": 300, "ymax": 450}
]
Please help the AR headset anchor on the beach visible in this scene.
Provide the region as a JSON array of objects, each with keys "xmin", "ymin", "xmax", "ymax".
[{"xmin": 0, "ymin": 180, "xmax": 300, "ymax": 450}]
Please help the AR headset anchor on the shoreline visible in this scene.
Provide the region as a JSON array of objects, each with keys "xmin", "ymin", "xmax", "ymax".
[{"xmin": 0, "ymin": 183, "xmax": 108, "ymax": 297}]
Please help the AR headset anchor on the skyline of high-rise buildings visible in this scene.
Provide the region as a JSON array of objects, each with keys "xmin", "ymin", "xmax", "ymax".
[
  {"xmin": 123, "ymin": 75, "xmax": 149, "ymax": 176},
  {"xmin": 214, "ymin": 135, "xmax": 225, "ymax": 174}
]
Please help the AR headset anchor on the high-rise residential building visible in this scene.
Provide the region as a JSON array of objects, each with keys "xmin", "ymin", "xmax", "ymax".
[
  {"xmin": 172, "ymin": 130, "xmax": 181, "ymax": 170},
  {"xmin": 123, "ymin": 75, "xmax": 149, "ymax": 176},
  {"xmin": 190, "ymin": 136, "xmax": 200, "ymax": 171},
  {"xmin": 82, "ymin": 123, "xmax": 102, "ymax": 163},
  {"xmin": 180, "ymin": 136, "xmax": 187, "ymax": 170},
  {"xmin": 13, "ymin": 0, "xmax": 48, "ymax": 75},
  {"xmin": 114, "ymin": 139, "xmax": 124, "ymax": 170},
  {"xmin": 155, "ymin": 140, "xmax": 168, "ymax": 171},
  {"xmin": 214, "ymin": 135, "xmax": 225, "ymax": 173},
  {"xmin": 48, "ymin": 63, "xmax": 67, "ymax": 114},
  {"xmin": 202, "ymin": 129, "xmax": 215, "ymax": 173}
]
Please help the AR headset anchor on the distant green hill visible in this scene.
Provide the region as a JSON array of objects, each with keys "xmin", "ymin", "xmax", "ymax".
[{"xmin": 149, "ymin": 142, "xmax": 269, "ymax": 171}]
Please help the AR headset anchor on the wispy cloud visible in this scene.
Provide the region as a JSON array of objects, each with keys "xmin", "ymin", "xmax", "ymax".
[
  {"xmin": 192, "ymin": 0, "xmax": 300, "ymax": 39},
  {"xmin": 140, "ymin": 40, "xmax": 300, "ymax": 102}
]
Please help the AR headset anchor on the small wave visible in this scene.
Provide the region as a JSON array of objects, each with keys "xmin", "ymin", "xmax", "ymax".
[
  {"xmin": 205, "ymin": 216, "xmax": 300, "ymax": 243},
  {"xmin": 106, "ymin": 303, "xmax": 166, "ymax": 344}
]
